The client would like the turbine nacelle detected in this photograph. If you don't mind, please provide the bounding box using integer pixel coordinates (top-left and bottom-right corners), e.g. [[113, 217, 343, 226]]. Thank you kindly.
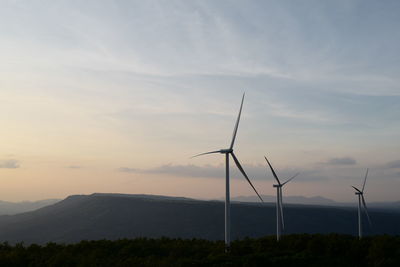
[[352, 168, 372, 239], [264, 155, 299, 241], [352, 185, 363, 194], [220, 149, 233, 154]]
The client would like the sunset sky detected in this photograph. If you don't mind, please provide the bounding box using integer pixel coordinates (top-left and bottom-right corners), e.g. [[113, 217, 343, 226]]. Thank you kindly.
[[1, 0, 399, 202]]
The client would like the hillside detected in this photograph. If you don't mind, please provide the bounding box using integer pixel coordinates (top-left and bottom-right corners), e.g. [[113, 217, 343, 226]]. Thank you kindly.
[[0, 193, 399, 244]]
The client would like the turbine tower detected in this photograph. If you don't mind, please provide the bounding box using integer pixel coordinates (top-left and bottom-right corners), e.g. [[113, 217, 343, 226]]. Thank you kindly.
[[352, 168, 372, 239], [264, 156, 299, 241], [192, 93, 263, 252]]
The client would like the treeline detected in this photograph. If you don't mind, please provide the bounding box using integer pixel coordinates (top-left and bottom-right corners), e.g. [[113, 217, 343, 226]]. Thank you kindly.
[[0, 234, 399, 266]]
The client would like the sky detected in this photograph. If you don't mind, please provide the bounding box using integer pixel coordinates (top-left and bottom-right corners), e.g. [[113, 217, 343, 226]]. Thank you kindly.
[[0, 0, 399, 202]]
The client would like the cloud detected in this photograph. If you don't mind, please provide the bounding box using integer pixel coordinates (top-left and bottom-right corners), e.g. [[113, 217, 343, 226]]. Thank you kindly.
[[66, 165, 83, 169], [385, 160, 400, 169], [118, 167, 139, 173], [0, 159, 20, 169], [119, 164, 223, 178], [118, 163, 321, 181], [322, 157, 357, 165]]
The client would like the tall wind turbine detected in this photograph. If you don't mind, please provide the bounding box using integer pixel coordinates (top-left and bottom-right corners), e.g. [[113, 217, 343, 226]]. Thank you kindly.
[[264, 156, 299, 241], [352, 169, 372, 239], [192, 93, 263, 251]]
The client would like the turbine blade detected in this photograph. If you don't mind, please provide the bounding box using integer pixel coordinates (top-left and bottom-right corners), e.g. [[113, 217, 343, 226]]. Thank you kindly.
[[282, 173, 299, 186], [361, 195, 372, 226], [264, 156, 281, 185], [231, 152, 263, 202], [362, 168, 369, 193], [229, 93, 245, 149], [191, 150, 220, 158], [351, 186, 362, 193], [279, 187, 285, 230]]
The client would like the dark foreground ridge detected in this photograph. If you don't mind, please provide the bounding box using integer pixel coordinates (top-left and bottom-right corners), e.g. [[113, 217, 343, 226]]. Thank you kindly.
[[0, 235, 399, 266], [0, 193, 399, 244]]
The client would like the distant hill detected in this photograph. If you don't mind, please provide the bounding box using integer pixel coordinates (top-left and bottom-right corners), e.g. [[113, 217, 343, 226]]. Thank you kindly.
[[0, 193, 399, 244], [230, 195, 400, 211], [0, 199, 60, 215], [231, 195, 337, 205]]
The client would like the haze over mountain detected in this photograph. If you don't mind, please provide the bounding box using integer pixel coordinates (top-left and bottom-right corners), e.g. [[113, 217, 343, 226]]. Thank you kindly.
[[230, 195, 337, 205], [230, 195, 400, 211], [0, 193, 399, 245], [0, 199, 60, 215]]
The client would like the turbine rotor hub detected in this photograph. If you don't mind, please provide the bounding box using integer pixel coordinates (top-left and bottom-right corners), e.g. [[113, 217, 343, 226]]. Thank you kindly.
[[220, 149, 233, 154]]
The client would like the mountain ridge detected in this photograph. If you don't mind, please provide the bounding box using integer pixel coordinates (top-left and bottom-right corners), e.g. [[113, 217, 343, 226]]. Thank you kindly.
[[0, 193, 399, 244]]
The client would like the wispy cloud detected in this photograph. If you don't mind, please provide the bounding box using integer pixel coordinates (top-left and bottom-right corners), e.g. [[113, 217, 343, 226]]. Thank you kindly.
[[118, 163, 322, 182], [321, 157, 357, 166], [119, 164, 223, 178], [66, 165, 83, 169], [385, 160, 400, 169], [0, 159, 20, 169], [118, 167, 138, 173], [267, 102, 334, 123]]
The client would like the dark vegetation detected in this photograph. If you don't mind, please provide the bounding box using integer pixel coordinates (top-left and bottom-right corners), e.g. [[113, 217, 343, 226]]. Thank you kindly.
[[0, 234, 399, 266]]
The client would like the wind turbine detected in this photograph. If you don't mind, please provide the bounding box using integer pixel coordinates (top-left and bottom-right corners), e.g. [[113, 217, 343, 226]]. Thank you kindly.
[[192, 93, 263, 252], [352, 168, 372, 239], [264, 156, 299, 241]]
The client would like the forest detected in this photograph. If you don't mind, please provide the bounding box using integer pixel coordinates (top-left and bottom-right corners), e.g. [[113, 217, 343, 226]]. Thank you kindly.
[[0, 234, 399, 266]]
